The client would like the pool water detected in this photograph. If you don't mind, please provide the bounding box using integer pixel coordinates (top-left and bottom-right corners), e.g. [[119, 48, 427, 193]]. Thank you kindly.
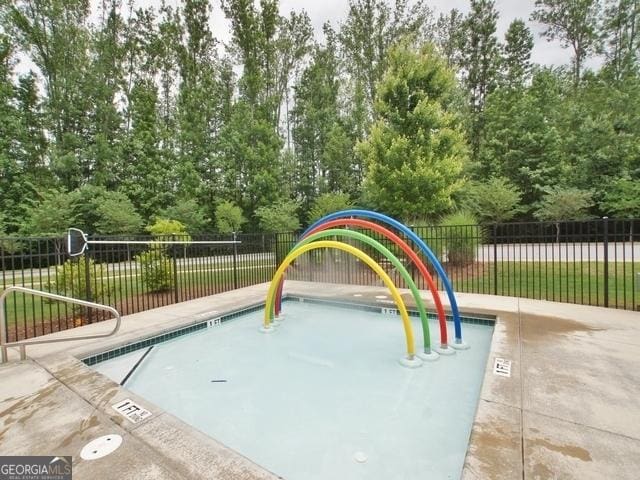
[[94, 301, 494, 480]]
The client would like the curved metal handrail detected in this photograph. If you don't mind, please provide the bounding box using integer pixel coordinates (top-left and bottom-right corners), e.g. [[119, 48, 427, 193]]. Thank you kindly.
[[1, 286, 122, 363]]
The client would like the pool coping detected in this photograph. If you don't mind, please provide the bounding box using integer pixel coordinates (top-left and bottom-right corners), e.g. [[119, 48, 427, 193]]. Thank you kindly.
[[1, 281, 640, 479]]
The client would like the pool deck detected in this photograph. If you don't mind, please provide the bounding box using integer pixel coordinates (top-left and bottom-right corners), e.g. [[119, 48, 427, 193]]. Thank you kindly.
[[1, 281, 639, 479]]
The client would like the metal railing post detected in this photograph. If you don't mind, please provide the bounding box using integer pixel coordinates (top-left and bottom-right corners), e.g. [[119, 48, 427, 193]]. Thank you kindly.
[[603, 217, 609, 308], [84, 249, 93, 324], [173, 246, 179, 304], [232, 232, 238, 289], [493, 223, 498, 296]]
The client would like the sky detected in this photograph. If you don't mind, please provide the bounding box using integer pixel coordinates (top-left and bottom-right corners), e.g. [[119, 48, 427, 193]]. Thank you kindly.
[[15, 0, 582, 75], [199, 0, 575, 67]]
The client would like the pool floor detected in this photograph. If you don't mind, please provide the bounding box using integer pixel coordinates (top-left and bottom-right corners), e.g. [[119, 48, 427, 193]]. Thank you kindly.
[[94, 302, 493, 480]]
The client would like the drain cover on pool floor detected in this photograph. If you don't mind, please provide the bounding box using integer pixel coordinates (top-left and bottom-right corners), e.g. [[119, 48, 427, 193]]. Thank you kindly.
[[80, 434, 123, 460], [353, 451, 368, 463]]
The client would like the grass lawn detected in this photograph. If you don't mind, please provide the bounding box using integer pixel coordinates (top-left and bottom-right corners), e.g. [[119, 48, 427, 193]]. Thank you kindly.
[[448, 261, 638, 310], [3, 259, 638, 341]]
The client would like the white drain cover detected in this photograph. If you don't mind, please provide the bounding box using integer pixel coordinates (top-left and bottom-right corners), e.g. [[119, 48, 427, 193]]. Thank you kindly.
[[353, 451, 368, 463], [80, 434, 123, 460]]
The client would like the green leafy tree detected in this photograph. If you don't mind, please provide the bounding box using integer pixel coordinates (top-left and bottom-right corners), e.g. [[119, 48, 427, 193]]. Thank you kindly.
[[338, 0, 433, 120], [217, 101, 283, 221], [6, 0, 94, 189], [602, 0, 640, 81], [534, 186, 594, 241], [359, 42, 467, 220], [215, 201, 246, 233], [434, 9, 465, 68], [21, 189, 78, 236], [479, 69, 569, 206], [94, 194, 143, 235], [255, 200, 301, 233], [308, 193, 355, 224], [160, 200, 209, 234], [601, 177, 640, 238], [460, 0, 500, 162], [460, 177, 524, 223], [502, 19, 534, 87], [531, 0, 601, 85]]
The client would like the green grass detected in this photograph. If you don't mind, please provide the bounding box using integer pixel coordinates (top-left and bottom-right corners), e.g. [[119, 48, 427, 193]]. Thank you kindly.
[[2, 263, 276, 337], [448, 261, 638, 310], [3, 259, 638, 341]]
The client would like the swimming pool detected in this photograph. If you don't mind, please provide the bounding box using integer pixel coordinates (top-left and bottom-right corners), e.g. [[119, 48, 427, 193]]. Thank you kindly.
[[90, 299, 494, 480]]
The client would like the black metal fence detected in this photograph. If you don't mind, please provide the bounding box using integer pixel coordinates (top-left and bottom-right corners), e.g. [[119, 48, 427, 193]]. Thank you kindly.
[[276, 217, 639, 312], [1, 217, 639, 342], [0, 233, 277, 342]]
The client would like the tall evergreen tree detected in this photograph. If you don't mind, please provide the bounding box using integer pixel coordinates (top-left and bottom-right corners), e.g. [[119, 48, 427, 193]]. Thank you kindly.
[[359, 43, 467, 220]]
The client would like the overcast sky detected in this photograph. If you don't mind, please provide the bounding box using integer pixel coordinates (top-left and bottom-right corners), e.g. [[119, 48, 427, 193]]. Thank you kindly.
[[200, 0, 575, 67], [15, 1, 580, 74]]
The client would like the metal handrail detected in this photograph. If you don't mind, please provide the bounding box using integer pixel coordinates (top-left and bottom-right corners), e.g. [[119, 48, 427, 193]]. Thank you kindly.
[[1, 286, 122, 363]]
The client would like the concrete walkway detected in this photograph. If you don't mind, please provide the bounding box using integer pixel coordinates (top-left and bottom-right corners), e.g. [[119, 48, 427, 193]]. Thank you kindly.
[[1, 282, 639, 479]]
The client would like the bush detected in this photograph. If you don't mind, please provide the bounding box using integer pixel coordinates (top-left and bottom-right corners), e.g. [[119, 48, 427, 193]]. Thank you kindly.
[[135, 250, 173, 292], [440, 211, 482, 266], [46, 257, 113, 312]]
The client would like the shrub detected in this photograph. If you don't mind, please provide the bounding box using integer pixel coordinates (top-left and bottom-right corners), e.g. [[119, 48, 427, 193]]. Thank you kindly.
[[135, 250, 173, 292], [440, 211, 482, 266], [46, 257, 113, 313]]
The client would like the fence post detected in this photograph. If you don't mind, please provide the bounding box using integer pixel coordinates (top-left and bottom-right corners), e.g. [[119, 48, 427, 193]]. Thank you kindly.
[[493, 223, 498, 296], [603, 216, 609, 308], [84, 249, 93, 324], [232, 231, 238, 289], [172, 245, 179, 304]]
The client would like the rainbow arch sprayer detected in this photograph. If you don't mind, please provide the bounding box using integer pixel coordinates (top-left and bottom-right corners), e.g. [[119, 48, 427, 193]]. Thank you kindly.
[[261, 209, 468, 368]]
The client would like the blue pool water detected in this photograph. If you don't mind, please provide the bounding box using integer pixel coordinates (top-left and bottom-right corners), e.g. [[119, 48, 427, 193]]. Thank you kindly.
[[94, 301, 494, 480]]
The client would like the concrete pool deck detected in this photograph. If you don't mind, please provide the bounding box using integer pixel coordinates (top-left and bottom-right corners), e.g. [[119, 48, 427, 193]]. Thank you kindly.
[[1, 281, 639, 479]]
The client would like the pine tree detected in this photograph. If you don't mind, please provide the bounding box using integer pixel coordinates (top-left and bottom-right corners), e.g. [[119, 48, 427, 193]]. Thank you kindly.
[[359, 43, 467, 220]]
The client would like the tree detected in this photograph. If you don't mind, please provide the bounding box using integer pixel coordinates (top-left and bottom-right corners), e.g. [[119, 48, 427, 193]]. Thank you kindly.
[[217, 101, 283, 222], [600, 177, 640, 238], [601, 0, 640, 81], [21, 189, 78, 236], [502, 19, 534, 87], [160, 200, 209, 234], [255, 200, 300, 233], [215, 201, 246, 233], [531, 0, 601, 85], [6, 0, 94, 189], [359, 42, 467, 220], [460, 0, 500, 163], [434, 9, 465, 68], [534, 186, 594, 241], [308, 193, 355, 224], [338, 0, 433, 120], [479, 69, 569, 206], [94, 193, 143, 235], [460, 177, 524, 223]]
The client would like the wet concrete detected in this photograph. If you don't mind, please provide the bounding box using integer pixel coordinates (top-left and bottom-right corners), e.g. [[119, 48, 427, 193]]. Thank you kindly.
[[0, 281, 639, 479]]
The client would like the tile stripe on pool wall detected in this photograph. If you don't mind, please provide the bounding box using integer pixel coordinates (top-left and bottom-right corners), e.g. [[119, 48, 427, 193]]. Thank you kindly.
[[83, 296, 494, 366]]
